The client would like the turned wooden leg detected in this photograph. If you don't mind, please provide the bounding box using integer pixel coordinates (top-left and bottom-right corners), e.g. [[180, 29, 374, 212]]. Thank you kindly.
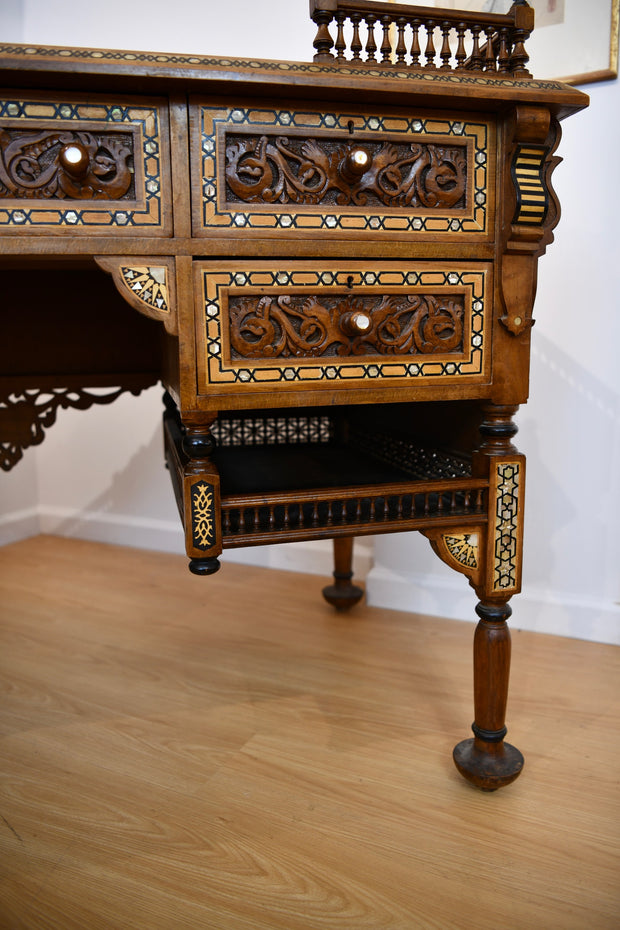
[[322, 536, 364, 610], [453, 600, 524, 791]]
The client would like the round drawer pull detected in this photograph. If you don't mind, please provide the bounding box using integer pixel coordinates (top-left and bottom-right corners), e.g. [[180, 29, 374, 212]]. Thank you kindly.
[[59, 142, 90, 178], [341, 309, 372, 336], [339, 147, 370, 184]]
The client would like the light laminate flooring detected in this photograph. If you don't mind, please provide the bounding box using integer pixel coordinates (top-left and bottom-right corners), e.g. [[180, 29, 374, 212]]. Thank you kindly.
[[0, 535, 618, 929]]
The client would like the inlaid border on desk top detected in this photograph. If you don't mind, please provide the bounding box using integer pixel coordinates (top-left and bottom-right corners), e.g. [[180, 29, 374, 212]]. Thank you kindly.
[[0, 95, 170, 233], [195, 260, 491, 395], [196, 105, 492, 239], [0, 43, 567, 94]]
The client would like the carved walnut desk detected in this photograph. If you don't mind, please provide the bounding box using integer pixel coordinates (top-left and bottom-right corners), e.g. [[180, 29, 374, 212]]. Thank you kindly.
[[0, 1, 587, 790]]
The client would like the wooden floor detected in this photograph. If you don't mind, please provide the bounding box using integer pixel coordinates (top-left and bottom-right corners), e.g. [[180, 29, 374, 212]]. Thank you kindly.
[[0, 536, 618, 930]]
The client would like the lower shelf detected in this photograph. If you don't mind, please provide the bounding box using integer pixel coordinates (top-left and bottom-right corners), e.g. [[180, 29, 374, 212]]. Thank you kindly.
[[164, 404, 489, 550]]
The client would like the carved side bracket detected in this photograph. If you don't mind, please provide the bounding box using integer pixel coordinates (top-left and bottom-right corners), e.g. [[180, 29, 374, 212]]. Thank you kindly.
[[422, 459, 524, 599], [422, 526, 484, 591], [0, 385, 147, 471], [499, 105, 561, 337], [95, 256, 177, 335]]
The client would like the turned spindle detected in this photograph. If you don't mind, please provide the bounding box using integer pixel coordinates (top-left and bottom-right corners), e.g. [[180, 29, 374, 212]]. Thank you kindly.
[[453, 601, 524, 790]]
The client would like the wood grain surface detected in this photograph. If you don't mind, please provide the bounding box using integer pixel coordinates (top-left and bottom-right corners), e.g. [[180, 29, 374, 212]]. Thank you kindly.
[[0, 535, 618, 929]]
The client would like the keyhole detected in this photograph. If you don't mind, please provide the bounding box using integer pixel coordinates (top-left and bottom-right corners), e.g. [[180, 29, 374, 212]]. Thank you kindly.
[[347, 120, 355, 135], [346, 275, 354, 289]]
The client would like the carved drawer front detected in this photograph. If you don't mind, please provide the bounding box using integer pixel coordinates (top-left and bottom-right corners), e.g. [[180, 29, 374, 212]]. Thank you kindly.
[[195, 260, 492, 405], [0, 94, 171, 234], [193, 100, 494, 240]]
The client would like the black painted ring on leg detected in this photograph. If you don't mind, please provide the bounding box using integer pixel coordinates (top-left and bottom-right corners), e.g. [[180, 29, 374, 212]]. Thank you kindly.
[[475, 601, 512, 623], [472, 722, 508, 743]]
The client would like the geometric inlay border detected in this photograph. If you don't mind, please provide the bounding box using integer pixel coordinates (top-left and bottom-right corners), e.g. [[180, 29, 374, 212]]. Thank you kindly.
[[491, 460, 522, 593], [0, 97, 166, 231], [198, 262, 489, 390], [199, 105, 491, 236]]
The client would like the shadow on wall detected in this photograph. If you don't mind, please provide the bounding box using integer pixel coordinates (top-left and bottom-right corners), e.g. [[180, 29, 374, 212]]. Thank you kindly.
[[521, 329, 620, 605], [37, 388, 185, 555], [34, 387, 363, 580], [367, 327, 620, 635]]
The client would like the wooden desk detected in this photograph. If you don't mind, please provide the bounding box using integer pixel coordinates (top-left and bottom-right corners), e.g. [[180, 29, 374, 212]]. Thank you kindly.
[[0, 1, 587, 790]]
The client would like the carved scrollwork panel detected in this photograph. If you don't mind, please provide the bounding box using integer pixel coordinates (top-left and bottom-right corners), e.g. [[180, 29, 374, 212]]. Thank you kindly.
[[228, 292, 464, 361], [196, 261, 491, 394], [0, 128, 134, 201], [0, 97, 169, 232], [225, 134, 467, 210], [198, 106, 492, 236]]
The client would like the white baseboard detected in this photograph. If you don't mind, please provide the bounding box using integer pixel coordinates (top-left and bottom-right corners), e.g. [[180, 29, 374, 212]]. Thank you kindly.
[[8, 507, 613, 644], [36, 506, 186, 555], [0, 507, 41, 546], [2, 506, 373, 581], [224, 536, 373, 579], [366, 565, 620, 646]]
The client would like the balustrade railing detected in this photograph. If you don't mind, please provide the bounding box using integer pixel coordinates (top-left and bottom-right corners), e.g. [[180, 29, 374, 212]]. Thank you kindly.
[[221, 478, 487, 545], [309, 0, 534, 78]]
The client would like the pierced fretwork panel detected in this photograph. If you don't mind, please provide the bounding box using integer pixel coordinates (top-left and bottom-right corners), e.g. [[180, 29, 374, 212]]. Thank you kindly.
[[212, 414, 333, 447]]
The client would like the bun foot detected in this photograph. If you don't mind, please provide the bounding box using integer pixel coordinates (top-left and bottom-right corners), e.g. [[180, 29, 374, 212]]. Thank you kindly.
[[188, 557, 221, 576], [322, 536, 364, 610], [322, 581, 364, 611], [453, 737, 524, 791]]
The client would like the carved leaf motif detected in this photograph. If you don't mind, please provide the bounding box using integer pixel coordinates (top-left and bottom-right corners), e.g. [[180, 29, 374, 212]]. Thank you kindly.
[[228, 293, 464, 360], [0, 129, 134, 200], [224, 133, 467, 210], [191, 481, 216, 549]]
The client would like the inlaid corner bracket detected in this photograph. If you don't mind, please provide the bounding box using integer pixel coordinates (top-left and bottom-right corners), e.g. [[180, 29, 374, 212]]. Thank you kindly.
[[95, 256, 178, 335]]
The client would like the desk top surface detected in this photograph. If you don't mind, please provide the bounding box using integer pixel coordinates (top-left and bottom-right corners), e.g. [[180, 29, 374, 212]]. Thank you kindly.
[[0, 41, 587, 119]]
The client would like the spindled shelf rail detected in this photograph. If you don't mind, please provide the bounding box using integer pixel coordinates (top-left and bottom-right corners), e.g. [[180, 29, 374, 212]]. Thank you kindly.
[[310, 0, 535, 77]]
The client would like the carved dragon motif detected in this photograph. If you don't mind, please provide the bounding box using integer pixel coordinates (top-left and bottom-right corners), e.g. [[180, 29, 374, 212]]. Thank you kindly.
[[0, 128, 133, 200], [228, 293, 464, 360], [225, 134, 467, 209]]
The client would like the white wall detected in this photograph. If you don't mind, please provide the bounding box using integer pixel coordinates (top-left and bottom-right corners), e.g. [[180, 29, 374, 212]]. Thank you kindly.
[[367, 76, 620, 645], [1, 2, 618, 642], [0, 0, 315, 60]]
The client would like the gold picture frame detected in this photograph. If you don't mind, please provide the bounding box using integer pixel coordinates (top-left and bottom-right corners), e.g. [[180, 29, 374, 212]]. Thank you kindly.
[[387, 0, 619, 85]]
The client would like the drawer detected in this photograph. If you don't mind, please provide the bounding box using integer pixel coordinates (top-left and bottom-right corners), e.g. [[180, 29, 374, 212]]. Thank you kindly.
[[0, 93, 171, 235], [194, 259, 492, 407], [192, 99, 494, 241]]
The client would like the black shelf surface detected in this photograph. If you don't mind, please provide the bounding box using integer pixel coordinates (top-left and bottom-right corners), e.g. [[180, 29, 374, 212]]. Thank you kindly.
[[213, 442, 413, 496]]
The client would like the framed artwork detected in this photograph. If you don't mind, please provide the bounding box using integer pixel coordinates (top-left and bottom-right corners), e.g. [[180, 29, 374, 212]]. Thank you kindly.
[[388, 0, 619, 85]]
